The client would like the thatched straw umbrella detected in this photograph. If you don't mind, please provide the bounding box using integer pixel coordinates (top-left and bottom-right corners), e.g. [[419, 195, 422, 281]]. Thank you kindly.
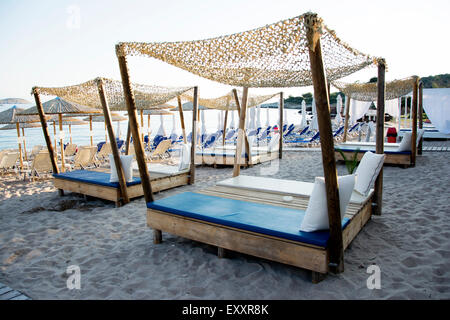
[[0, 106, 42, 165], [18, 97, 101, 172], [83, 114, 127, 142]]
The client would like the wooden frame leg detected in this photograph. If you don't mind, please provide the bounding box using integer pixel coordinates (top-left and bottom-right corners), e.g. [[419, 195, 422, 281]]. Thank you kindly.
[[312, 271, 327, 284], [218, 247, 227, 258], [153, 229, 162, 244]]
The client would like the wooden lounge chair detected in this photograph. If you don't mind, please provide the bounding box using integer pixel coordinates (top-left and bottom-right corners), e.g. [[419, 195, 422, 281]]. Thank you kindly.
[[0, 152, 20, 175], [23, 151, 53, 181], [64, 143, 78, 157], [96, 142, 111, 163], [147, 139, 172, 162], [29, 145, 44, 159], [70, 146, 98, 170]]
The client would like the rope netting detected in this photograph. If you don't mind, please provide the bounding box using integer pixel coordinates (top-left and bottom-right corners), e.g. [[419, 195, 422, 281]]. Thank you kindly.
[[32, 78, 194, 111], [116, 12, 378, 88], [332, 76, 417, 101]]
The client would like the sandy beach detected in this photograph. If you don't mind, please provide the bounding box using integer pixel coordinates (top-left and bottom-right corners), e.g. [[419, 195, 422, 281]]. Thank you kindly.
[[0, 141, 449, 300]]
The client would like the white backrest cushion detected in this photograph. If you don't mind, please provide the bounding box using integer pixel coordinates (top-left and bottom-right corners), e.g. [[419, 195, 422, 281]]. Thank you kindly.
[[354, 151, 385, 196], [300, 174, 356, 232], [397, 132, 412, 152], [178, 143, 191, 171], [416, 129, 425, 147], [268, 133, 280, 152], [109, 154, 134, 183]]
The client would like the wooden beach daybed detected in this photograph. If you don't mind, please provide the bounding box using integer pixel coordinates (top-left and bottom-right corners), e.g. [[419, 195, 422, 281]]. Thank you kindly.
[[53, 167, 190, 206], [116, 12, 387, 280]]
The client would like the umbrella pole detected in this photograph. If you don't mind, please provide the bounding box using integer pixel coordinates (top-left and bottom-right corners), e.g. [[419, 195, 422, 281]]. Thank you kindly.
[[89, 115, 93, 146], [411, 77, 419, 167], [53, 121, 57, 151], [342, 96, 351, 142], [69, 124, 73, 144], [15, 123, 23, 169], [418, 82, 423, 155], [22, 127, 28, 161], [97, 79, 129, 205], [125, 121, 131, 155], [279, 92, 284, 159], [177, 96, 187, 144], [307, 14, 343, 274], [232, 87, 248, 177], [147, 115, 151, 142], [58, 114, 66, 172]]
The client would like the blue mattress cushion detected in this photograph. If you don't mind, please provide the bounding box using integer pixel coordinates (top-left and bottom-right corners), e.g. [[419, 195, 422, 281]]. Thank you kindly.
[[53, 170, 141, 188], [334, 146, 411, 155], [147, 192, 350, 248]]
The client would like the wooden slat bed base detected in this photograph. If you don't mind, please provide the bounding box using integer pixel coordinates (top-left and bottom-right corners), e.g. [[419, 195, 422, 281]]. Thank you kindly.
[[146, 187, 373, 275], [335, 150, 412, 167], [195, 151, 278, 166], [53, 171, 189, 204]]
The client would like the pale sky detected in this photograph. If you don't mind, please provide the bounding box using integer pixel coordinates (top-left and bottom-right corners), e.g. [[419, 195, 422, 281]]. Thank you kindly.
[[1, 0, 449, 102]]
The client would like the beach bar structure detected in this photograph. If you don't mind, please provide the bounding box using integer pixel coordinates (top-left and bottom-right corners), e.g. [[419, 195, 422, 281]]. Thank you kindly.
[[333, 76, 422, 168], [185, 89, 282, 167], [30, 78, 196, 206], [117, 12, 384, 280]]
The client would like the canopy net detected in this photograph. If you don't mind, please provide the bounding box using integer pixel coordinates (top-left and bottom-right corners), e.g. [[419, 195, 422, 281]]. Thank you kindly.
[[332, 76, 417, 101], [180, 90, 279, 110], [116, 12, 378, 88], [32, 78, 194, 111]]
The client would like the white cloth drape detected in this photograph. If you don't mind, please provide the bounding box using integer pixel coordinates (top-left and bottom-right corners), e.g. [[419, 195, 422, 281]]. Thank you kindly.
[[256, 105, 261, 129], [350, 99, 372, 124], [301, 100, 307, 128], [284, 108, 288, 126], [335, 95, 342, 125], [310, 98, 319, 130], [249, 107, 256, 130], [423, 88, 450, 134], [265, 107, 270, 127], [157, 114, 166, 136], [171, 114, 178, 136], [201, 110, 206, 135]]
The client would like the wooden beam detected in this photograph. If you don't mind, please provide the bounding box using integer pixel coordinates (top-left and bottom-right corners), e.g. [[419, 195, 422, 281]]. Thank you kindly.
[[342, 96, 351, 142], [97, 78, 130, 204], [418, 82, 423, 155], [125, 121, 131, 155], [140, 109, 145, 143], [306, 14, 343, 274], [279, 92, 284, 159], [373, 60, 386, 216], [233, 87, 248, 177], [189, 87, 198, 185], [116, 51, 154, 203], [33, 89, 59, 174], [58, 114, 66, 173], [411, 77, 419, 166], [15, 123, 23, 169], [177, 96, 187, 144]]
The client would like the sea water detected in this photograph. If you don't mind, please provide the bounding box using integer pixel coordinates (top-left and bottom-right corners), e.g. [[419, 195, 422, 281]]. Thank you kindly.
[[0, 104, 303, 151]]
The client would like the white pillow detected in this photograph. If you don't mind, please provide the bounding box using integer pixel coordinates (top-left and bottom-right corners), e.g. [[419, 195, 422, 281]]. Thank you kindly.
[[178, 143, 191, 171], [416, 129, 425, 147], [300, 174, 356, 232], [268, 133, 280, 152], [397, 132, 412, 152], [241, 135, 256, 157], [109, 154, 134, 183], [354, 151, 385, 196]]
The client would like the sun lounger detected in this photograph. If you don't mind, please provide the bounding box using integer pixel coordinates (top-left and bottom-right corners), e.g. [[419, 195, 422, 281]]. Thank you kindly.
[[0, 152, 20, 175], [23, 151, 54, 181]]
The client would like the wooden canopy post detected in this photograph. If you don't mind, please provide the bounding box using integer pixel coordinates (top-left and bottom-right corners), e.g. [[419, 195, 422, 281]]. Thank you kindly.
[[117, 51, 154, 204], [69, 125, 73, 144], [373, 60, 386, 216], [33, 89, 59, 174], [58, 113, 66, 173], [418, 82, 423, 155], [411, 77, 419, 166], [15, 123, 24, 169], [104, 122, 108, 142], [306, 14, 343, 274], [189, 87, 198, 185], [233, 87, 248, 177], [177, 96, 187, 144], [140, 109, 145, 143], [97, 78, 130, 205], [279, 92, 284, 159], [53, 121, 57, 152], [342, 96, 351, 142], [223, 109, 228, 146], [21, 127, 28, 161], [125, 121, 131, 155], [89, 115, 93, 146]]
